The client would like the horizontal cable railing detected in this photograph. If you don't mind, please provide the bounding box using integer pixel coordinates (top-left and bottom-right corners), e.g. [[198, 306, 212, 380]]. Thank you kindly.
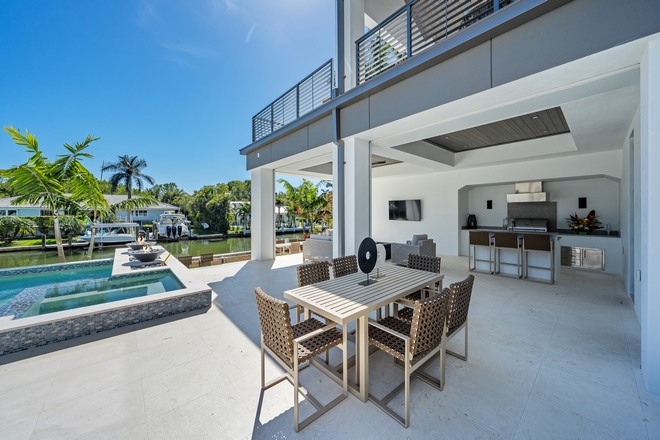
[[356, 0, 517, 85], [252, 59, 334, 142]]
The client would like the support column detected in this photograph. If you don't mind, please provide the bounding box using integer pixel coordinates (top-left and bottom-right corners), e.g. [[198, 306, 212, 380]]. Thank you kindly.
[[640, 38, 660, 394], [333, 140, 345, 258], [251, 168, 275, 261], [338, 0, 364, 91], [343, 137, 371, 255]]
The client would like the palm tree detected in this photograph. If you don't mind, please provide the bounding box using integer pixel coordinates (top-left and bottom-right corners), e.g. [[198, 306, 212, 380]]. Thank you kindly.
[[238, 202, 251, 232], [102, 155, 155, 221], [2, 127, 103, 263]]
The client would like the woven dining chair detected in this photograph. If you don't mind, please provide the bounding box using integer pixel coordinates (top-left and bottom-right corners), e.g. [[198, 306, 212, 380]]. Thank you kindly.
[[444, 274, 475, 361], [396, 274, 474, 361], [296, 261, 330, 287], [331, 255, 358, 278], [368, 291, 449, 427], [254, 287, 347, 432], [395, 254, 442, 320]]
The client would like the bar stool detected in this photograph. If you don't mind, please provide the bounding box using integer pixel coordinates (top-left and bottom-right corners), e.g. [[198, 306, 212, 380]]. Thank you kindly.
[[468, 231, 492, 273], [522, 234, 554, 284], [492, 232, 522, 278]]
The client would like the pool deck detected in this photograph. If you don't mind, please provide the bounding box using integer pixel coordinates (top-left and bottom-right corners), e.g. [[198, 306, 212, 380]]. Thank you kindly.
[[0, 254, 658, 439]]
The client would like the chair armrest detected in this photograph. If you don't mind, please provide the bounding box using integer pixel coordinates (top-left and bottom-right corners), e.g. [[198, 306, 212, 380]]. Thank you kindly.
[[368, 318, 410, 341], [293, 323, 340, 343]]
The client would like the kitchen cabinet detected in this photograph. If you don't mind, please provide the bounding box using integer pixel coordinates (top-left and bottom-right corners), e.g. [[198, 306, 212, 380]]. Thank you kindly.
[[562, 246, 605, 270]]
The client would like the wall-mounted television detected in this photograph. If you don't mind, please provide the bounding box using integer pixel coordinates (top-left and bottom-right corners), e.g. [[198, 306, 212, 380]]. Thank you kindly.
[[388, 200, 421, 221]]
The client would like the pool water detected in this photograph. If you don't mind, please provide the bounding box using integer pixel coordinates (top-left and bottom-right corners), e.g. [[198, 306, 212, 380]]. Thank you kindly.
[[0, 265, 185, 319]]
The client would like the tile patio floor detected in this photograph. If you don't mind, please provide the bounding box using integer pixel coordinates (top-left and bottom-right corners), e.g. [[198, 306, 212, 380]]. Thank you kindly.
[[1, 254, 659, 439]]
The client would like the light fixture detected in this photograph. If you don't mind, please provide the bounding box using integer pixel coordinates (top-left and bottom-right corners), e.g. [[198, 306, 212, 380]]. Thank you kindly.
[[542, 130, 548, 133], [532, 115, 539, 119]]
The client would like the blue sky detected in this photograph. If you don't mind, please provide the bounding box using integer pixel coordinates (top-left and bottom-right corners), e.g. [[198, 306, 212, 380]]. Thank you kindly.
[[0, 0, 334, 193]]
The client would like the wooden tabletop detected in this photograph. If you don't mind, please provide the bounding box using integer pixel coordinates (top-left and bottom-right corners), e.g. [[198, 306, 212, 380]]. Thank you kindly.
[[284, 264, 444, 324]]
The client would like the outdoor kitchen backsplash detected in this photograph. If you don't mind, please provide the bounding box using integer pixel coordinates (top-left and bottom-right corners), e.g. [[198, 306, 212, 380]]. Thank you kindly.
[[507, 202, 558, 231]]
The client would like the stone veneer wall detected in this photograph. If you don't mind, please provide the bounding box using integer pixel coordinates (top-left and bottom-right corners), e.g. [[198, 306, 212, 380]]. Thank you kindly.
[[0, 290, 211, 355]]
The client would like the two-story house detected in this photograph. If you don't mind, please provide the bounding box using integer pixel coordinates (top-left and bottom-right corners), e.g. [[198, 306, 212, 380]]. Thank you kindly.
[[240, 0, 660, 393]]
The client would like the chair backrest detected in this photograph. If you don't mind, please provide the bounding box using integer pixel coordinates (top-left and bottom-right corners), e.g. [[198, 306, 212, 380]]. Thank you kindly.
[[254, 287, 294, 368], [493, 232, 518, 249], [408, 254, 441, 291], [409, 291, 448, 362], [290, 242, 301, 253], [200, 253, 214, 265], [407, 254, 441, 273], [297, 261, 330, 287], [523, 234, 551, 251], [332, 255, 358, 278], [446, 275, 475, 335], [178, 255, 193, 267], [469, 231, 490, 246]]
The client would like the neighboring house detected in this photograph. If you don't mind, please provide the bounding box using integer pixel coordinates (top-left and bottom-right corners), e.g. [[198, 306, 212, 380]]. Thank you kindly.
[[240, 2, 660, 392], [0, 195, 180, 224]]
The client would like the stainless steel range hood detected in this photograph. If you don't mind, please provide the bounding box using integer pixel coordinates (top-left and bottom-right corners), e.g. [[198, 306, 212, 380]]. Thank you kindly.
[[506, 181, 548, 203]]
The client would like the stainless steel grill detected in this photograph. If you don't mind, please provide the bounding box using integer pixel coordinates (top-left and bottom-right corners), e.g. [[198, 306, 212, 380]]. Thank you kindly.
[[511, 218, 548, 232]]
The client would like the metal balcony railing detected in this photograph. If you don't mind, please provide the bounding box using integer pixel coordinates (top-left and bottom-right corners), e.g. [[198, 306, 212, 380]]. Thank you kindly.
[[356, 0, 517, 85], [252, 59, 334, 142]]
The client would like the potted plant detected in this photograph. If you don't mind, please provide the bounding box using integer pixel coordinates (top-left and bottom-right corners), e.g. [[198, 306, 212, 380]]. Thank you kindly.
[[566, 210, 602, 234]]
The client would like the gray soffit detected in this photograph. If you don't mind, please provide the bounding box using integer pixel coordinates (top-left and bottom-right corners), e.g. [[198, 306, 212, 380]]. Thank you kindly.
[[300, 154, 401, 175], [426, 107, 570, 153]]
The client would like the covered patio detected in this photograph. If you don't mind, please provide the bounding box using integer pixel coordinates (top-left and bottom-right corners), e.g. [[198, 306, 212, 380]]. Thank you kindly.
[[2, 254, 657, 439]]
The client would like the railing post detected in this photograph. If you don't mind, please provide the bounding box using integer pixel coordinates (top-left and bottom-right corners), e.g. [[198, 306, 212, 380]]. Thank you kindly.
[[445, 0, 448, 38], [296, 84, 300, 119], [270, 105, 274, 135], [494, 0, 500, 12], [406, 3, 412, 58], [355, 40, 360, 85]]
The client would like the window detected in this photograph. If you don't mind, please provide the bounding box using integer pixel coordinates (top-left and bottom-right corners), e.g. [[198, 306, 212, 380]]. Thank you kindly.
[[0, 210, 6, 216], [40, 210, 53, 216], [132, 210, 148, 217], [8, 210, 17, 216]]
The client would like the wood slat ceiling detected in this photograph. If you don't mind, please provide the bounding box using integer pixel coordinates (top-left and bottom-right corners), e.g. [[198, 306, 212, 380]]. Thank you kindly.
[[426, 107, 570, 152]]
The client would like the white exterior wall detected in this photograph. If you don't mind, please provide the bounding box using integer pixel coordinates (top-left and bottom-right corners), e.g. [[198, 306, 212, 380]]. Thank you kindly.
[[640, 38, 660, 394]]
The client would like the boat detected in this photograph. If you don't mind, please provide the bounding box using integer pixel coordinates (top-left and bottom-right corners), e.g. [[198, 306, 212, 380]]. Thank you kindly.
[[77, 222, 139, 244], [153, 210, 192, 240]]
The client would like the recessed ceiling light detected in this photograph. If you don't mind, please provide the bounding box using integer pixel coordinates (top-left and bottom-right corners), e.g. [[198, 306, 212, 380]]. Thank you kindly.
[[542, 130, 548, 133], [463, 145, 468, 148], [532, 115, 539, 119], [445, 136, 450, 139]]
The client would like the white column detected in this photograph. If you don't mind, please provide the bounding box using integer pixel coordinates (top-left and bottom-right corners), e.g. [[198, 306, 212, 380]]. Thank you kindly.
[[250, 168, 275, 261], [341, 0, 365, 91], [333, 142, 344, 258], [640, 38, 660, 394], [344, 137, 371, 255]]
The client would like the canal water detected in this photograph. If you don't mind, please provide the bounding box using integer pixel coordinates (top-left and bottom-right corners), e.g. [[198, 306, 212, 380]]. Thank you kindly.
[[0, 233, 306, 269]]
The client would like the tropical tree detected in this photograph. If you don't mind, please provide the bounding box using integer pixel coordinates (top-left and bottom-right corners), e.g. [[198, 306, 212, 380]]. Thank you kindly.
[[147, 182, 188, 206], [275, 191, 287, 230], [185, 184, 231, 233], [1, 127, 104, 262], [102, 155, 155, 221], [227, 180, 251, 201], [0, 216, 36, 244], [0, 177, 15, 198], [278, 178, 330, 233], [238, 202, 251, 230]]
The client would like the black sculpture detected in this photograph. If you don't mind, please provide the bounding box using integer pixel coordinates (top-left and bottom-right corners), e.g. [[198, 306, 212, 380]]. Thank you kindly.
[[357, 237, 378, 286]]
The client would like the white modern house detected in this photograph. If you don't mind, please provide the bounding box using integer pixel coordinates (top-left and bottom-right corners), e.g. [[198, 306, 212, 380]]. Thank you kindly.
[[0, 195, 180, 224], [240, 0, 660, 394]]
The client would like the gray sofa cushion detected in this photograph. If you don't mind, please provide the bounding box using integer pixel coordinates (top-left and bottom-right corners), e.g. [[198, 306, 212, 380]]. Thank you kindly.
[[411, 234, 428, 246]]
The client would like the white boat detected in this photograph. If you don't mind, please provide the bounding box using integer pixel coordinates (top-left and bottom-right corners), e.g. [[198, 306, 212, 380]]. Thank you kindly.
[[153, 211, 191, 240], [77, 222, 139, 244]]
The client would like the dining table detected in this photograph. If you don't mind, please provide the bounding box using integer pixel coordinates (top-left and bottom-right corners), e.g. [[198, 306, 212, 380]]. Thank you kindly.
[[284, 264, 444, 402]]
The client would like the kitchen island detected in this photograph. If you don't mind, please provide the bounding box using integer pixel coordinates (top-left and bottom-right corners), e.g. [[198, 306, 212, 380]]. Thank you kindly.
[[460, 227, 621, 278]]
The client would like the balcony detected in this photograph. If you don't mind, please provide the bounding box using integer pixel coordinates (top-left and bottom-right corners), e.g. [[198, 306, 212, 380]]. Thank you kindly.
[[357, 0, 517, 84], [252, 59, 334, 143]]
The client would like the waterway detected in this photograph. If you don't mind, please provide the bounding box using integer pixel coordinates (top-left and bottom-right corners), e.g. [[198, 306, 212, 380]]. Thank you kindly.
[[0, 233, 306, 269]]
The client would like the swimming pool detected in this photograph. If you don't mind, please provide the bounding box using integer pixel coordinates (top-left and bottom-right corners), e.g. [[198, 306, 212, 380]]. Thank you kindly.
[[0, 261, 185, 319]]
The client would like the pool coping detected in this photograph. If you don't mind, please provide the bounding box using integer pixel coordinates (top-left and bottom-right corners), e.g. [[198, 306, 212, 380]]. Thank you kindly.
[[0, 249, 212, 354]]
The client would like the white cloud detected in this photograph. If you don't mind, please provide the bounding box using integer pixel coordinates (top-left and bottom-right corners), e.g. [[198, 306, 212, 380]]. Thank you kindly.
[[245, 23, 257, 44]]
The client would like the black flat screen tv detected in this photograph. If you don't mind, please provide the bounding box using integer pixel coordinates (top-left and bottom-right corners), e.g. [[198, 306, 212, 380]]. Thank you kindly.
[[388, 200, 421, 221]]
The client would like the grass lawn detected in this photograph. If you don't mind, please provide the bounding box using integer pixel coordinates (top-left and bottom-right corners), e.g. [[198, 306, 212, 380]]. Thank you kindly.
[[0, 237, 72, 247]]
